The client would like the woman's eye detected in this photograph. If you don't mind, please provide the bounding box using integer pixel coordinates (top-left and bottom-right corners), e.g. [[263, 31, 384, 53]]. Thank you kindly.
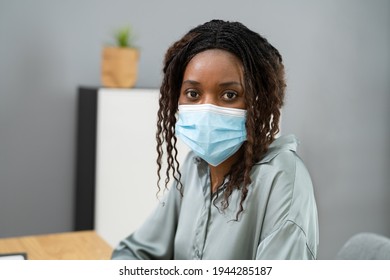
[[186, 90, 199, 99], [222, 91, 238, 100]]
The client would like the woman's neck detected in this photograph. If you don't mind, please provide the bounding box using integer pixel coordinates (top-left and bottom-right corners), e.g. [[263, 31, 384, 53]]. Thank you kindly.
[[209, 151, 241, 194]]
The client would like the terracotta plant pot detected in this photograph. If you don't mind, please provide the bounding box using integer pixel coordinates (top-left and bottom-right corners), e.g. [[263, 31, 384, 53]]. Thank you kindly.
[[101, 47, 139, 88]]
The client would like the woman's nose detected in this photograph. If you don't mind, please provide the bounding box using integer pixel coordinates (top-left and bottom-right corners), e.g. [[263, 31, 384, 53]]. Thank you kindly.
[[201, 92, 218, 106]]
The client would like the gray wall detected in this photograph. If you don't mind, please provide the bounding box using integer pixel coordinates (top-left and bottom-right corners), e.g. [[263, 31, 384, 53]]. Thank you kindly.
[[0, 0, 389, 259]]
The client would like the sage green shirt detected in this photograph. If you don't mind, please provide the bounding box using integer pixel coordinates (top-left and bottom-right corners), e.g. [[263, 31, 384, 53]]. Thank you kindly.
[[112, 134, 319, 260]]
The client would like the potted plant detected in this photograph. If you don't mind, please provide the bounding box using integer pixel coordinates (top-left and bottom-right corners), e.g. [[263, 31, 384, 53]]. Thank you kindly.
[[101, 26, 139, 88]]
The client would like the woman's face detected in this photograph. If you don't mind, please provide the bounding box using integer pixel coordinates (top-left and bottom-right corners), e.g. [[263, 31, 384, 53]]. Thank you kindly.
[[178, 49, 246, 109]]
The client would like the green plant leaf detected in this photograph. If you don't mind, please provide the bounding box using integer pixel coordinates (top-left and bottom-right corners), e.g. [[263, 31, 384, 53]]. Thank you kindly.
[[115, 26, 134, 48]]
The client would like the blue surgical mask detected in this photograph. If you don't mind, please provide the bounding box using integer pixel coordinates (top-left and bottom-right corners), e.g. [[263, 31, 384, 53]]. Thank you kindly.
[[175, 104, 247, 166]]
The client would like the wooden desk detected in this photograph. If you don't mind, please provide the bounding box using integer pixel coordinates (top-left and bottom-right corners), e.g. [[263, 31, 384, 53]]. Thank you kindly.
[[0, 230, 112, 260]]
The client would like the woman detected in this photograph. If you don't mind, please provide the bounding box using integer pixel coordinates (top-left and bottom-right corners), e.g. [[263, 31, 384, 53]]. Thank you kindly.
[[112, 19, 319, 260]]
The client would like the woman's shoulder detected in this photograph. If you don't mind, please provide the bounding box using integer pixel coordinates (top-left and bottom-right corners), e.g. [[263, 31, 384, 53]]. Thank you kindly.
[[251, 134, 315, 217], [253, 134, 313, 193]]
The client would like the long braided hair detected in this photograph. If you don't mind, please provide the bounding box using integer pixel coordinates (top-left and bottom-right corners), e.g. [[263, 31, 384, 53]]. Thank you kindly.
[[156, 19, 286, 219]]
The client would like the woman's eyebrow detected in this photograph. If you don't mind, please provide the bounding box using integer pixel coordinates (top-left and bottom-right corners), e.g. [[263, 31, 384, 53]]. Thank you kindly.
[[182, 80, 201, 85], [182, 80, 242, 87], [219, 81, 243, 88]]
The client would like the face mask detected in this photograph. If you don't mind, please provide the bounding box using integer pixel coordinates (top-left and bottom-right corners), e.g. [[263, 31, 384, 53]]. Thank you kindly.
[[175, 104, 247, 166]]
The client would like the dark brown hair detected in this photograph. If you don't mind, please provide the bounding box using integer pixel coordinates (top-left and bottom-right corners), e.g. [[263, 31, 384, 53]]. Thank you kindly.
[[156, 19, 286, 219]]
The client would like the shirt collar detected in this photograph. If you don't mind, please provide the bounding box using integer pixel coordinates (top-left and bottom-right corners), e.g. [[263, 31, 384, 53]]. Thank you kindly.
[[258, 134, 299, 164]]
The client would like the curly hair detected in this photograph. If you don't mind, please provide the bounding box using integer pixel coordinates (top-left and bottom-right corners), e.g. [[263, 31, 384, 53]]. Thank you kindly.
[[156, 19, 286, 219]]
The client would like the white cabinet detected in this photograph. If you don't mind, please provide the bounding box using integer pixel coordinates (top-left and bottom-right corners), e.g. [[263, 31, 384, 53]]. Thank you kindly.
[[93, 88, 189, 247]]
